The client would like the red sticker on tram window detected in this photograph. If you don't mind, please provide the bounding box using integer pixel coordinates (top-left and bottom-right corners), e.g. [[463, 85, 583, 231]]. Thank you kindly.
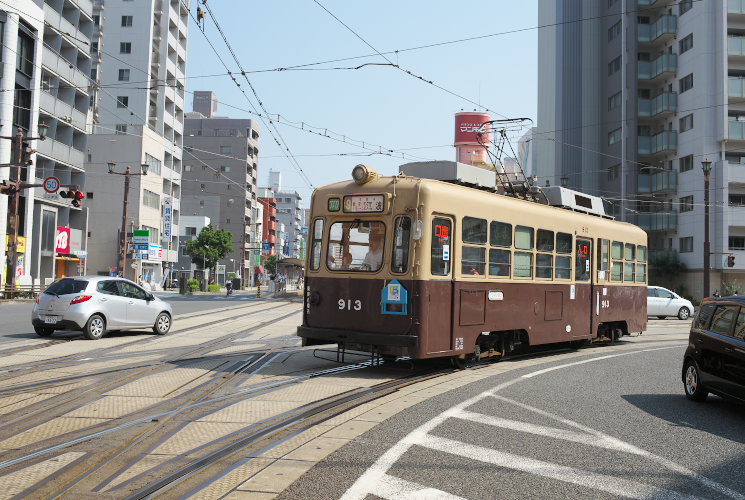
[[435, 225, 449, 239]]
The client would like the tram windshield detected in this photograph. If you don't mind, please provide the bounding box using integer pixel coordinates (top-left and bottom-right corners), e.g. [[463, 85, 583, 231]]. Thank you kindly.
[[327, 220, 385, 272]]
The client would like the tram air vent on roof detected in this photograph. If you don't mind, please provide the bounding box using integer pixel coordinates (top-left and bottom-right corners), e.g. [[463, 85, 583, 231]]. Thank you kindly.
[[398, 161, 496, 190], [541, 186, 608, 218]]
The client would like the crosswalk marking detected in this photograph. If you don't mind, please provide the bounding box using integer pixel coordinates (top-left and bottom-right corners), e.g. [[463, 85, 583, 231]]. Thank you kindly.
[[373, 474, 466, 500]]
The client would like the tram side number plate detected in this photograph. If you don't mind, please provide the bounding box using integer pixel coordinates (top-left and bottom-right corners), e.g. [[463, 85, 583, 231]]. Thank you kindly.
[[343, 195, 384, 213]]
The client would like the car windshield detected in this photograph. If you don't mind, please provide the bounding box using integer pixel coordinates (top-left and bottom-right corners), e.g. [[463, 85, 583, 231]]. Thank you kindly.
[[44, 279, 89, 296]]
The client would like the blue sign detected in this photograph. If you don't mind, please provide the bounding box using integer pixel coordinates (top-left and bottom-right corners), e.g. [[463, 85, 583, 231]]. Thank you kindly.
[[283, 244, 290, 255], [381, 279, 408, 315], [262, 242, 271, 252], [134, 243, 149, 251]]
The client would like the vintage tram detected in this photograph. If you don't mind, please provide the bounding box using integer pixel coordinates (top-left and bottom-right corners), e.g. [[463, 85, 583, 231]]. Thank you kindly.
[[297, 164, 647, 364]]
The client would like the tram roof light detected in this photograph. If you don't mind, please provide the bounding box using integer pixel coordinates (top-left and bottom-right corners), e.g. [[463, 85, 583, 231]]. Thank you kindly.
[[352, 164, 378, 185]]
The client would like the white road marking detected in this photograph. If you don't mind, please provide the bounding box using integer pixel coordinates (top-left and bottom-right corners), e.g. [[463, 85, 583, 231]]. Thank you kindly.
[[340, 343, 744, 500], [419, 434, 701, 500], [373, 473, 466, 500]]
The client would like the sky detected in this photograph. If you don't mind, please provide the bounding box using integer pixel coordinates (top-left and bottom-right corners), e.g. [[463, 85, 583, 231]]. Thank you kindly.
[[184, 1, 539, 206]]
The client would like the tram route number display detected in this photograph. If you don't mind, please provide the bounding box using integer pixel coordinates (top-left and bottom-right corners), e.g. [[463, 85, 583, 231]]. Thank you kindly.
[[343, 195, 384, 213], [338, 298, 362, 311]]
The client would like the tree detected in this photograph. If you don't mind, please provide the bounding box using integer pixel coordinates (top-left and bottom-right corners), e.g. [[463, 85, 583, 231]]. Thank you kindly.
[[185, 225, 233, 281], [264, 255, 277, 277], [649, 251, 687, 288]]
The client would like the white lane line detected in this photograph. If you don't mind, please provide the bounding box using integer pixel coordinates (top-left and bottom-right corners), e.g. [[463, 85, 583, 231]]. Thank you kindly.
[[491, 395, 745, 500], [419, 434, 701, 500], [373, 473, 466, 500]]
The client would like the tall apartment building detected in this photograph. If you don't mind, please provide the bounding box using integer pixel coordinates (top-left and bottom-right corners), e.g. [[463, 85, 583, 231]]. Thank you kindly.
[[0, 2, 44, 286], [182, 92, 261, 286], [258, 188, 277, 256], [537, 0, 745, 298], [84, 0, 188, 287], [267, 170, 303, 259]]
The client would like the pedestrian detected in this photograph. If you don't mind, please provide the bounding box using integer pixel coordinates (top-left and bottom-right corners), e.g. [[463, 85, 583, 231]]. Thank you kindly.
[[713, 290, 721, 297]]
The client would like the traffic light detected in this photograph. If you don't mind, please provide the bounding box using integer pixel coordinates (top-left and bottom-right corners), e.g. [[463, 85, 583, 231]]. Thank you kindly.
[[59, 190, 84, 207], [728, 255, 736, 268]]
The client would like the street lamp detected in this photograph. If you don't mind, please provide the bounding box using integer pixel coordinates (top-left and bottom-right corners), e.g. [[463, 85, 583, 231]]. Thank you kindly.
[[108, 162, 148, 279], [702, 159, 712, 298], [0, 124, 48, 291]]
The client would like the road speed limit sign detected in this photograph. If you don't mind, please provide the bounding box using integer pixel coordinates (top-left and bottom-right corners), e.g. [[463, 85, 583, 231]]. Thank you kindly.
[[43, 176, 60, 194]]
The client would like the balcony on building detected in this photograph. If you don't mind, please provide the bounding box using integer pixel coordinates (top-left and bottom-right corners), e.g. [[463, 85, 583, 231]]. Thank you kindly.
[[637, 0, 676, 7], [728, 119, 745, 141], [728, 76, 745, 104], [638, 54, 677, 83], [728, 36, 745, 60], [637, 210, 678, 232], [638, 92, 678, 119], [638, 131, 678, 157], [637, 15, 677, 46], [638, 169, 678, 195], [730, 0, 745, 19]]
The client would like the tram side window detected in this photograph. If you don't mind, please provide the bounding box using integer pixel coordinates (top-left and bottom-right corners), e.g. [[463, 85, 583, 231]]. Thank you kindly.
[[597, 239, 610, 276], [514, 226, 534, 278], [611, 241, 623, 281], [515, 226, 534, 250], [555, 232, 572, 279], [490, 221, 512, 247], [537, 230, 554, 251], [462, 246, 486, 275], [463, 217, 487, 244], [489, 249, 510, 276], [431, 218, 451, 276], [535, 229, 554, 279], [636, 244, 647, 283], [624, 261, 635, 282], [575, 239, 591, 281], [625, 243, 635, 261], [624, 242, 636, 281], [391, 216, 412, 273], [309, 219, 324, 271]]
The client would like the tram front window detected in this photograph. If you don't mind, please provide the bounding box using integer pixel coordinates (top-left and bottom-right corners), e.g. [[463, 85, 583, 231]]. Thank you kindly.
[[327, 221, 386, 272]]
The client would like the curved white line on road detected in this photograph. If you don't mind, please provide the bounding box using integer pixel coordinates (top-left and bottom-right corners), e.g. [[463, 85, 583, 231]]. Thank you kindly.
[[340, 343, 745, 500]]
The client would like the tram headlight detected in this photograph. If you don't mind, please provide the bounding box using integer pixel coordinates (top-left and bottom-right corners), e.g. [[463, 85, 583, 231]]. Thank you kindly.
[[352, 164, 378, 185]]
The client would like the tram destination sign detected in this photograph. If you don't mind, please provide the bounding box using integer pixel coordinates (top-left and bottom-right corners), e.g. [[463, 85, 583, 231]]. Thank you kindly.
[[343, 195, 384, 213]]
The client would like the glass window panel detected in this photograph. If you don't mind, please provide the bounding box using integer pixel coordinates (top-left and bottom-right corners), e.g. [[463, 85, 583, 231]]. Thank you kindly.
[[598, 239, 609, 272], [514, 252, 533, 277], [537, 230, 554, 251], [625, 243, 635, 261], [310, 219, 324, 271], [431, 218, 451, 276], [611, 241, 623, 259], [326, 221, 385, 272], [536, 253, 553, 279], [637, 245, 647, 262], [556, 256, 571, 279], [611, 262, 623, 281], [490, 221, 512, 247], [575, 239, 591, 281], [515, 226, 534, 250], [735, 309, 745, 340], [462, 217, 487, 244], [711, 306, 738, 336], [624, 262, 635, 281], [461, 246, 486, 275], [636, 263, 646, 282], [694, 303, 715, 329], [391, 216, 412, 273], [556, 232, 572, 254], [488, 249, 511, 276]]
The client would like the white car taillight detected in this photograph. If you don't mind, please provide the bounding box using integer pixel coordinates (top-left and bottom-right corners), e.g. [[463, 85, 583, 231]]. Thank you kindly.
[[70, 295, 92, 305]]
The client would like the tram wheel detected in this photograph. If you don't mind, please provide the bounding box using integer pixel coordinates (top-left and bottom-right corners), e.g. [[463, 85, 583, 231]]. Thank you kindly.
[[451, 356, 467, 370]]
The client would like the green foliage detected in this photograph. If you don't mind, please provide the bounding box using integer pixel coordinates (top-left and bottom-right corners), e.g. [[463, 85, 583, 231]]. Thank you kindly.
[[207, 284, 221, 292], [185, 224, 233, 271], [187, 279, 200, 292], [649, 252, 687, 286], [721, 281, 743, 296], [265, 255, 277, 275]]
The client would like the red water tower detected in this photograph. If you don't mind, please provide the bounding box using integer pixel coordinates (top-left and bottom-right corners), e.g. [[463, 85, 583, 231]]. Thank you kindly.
[[454, 112, 491, 165]]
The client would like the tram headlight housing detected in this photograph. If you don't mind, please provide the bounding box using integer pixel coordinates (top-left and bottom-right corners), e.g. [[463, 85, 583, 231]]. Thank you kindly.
[[352, 164, 378, 185]]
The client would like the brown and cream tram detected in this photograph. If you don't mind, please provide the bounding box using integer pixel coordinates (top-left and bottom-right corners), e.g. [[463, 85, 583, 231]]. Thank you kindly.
[[298, 164, 648, 365]]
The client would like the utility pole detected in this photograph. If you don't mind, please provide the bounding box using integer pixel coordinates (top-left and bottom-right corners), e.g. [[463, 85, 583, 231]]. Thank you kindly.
[[0, 124, 48, 291], [108, 162, 149, 277], [702, 159, 712, 299]]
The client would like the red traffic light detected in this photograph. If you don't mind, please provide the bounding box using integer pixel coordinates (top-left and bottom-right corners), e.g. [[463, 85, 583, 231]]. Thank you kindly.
[[74, 191, 84, 200]]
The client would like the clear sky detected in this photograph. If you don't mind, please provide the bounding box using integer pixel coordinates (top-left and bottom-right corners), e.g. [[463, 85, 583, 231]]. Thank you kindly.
[[184, 1, 539, 205]]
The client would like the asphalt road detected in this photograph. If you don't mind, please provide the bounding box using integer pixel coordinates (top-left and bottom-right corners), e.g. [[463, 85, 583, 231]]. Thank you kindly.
[[0, 291, 263, 337], [281, 332, 745, 500]]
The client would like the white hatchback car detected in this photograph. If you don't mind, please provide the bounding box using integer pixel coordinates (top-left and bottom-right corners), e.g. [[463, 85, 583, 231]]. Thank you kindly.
[[647, 286, 694, 320], [32, 276, 173, 340]]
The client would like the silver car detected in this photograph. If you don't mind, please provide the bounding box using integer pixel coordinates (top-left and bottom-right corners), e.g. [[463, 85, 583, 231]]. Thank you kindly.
[[647, 285, 694, 320], [32, 276, 173, 340]]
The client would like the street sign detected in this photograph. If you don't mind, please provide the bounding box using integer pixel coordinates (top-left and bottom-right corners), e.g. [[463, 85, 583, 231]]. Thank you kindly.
[[43, 176, 60, 194], [133, 229, 150, 251]]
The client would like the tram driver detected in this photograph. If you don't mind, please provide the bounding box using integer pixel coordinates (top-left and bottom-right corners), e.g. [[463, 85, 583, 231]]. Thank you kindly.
[[361, 227, 384, 270]]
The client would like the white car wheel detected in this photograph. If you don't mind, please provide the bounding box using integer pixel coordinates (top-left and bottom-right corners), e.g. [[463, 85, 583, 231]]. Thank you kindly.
[[153, 312, 171, 335]]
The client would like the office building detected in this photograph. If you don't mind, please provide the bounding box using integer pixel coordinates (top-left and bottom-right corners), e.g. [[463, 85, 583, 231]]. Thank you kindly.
[[267, 170, 303, 259]]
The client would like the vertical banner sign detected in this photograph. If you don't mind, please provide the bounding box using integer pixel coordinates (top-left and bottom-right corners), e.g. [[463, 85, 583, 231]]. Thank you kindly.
[[55, 227, 71, 253], [162, 198, 172, 242]]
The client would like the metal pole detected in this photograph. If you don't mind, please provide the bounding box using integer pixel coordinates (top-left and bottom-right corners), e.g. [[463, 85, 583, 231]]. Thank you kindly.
[[703, 160, 712, 299], [119, 167, 131, 277]]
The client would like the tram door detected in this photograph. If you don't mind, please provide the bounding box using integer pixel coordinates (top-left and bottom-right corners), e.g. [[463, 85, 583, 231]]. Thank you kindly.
[[574, 238, 593, 339], [426, 216, 454, 354]]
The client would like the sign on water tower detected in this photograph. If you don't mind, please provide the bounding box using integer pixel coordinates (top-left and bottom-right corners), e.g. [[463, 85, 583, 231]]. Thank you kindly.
[[454, 111, 491, 165]]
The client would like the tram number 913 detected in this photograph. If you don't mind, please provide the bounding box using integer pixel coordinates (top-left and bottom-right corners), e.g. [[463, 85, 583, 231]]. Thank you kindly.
[[338, 299, 362, 311]]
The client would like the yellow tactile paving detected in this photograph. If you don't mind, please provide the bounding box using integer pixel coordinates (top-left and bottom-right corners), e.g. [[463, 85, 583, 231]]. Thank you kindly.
[[101, 453, 176, 490], [252, 382, 351, 403], [236, 459, 315, 494], [0, 417, 109, 449], [281, 436, 349, 462], [0, 451, 85, 497], [255, 425, 334, 460], [150, 422, 247, 455], [320, 419, 378, 440], [104, 359, 228, 398], [185, 457, 274, 500], [198, 401, 297, 424], [0, 393, 57, 416], [63, 395, 166, 419]]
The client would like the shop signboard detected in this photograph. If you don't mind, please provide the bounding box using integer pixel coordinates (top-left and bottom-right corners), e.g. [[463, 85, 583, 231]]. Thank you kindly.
[[162, 198, 172, 242], [133, 230, 150, 251], [55, 227, 70, 253], [148, 244, 163, 261]]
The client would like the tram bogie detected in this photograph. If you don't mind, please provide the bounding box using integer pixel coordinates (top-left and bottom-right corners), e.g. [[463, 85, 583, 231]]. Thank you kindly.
[[297, 165, 648, 365]]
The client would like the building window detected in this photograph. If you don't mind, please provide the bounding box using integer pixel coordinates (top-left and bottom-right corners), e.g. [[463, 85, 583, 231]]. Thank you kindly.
[[220, 145, 232, 154], [220, 165, 231, 173], [16, 25, 35, 76], [607, 163, 620, 180], [145, 153, 161, 175], [608, 92, 621, 111], [679, 73, 693, 93], [86, 192, 94, 199], [90, 68, 97, 80], [608, 21, 621, 42], [115, 124, 127, 134], [143, 189, 160, 210], [680, 154, 693, 172], [730, 236, 745, 250], [679, 236, 693, 253], [730, 194, 745, 206], [608, 56, 621, 76], [91, 41, 99, 53], [120, 42, 132, 54], [93, 14, 100, 26], [118, 69, 130, 81], [679, 34, 693, 54], [142, 225, 159, 244], [680, 114, 694, 132], [186, 226, 197, 236], [121, 15, 133, 27], [608, 128, 622, 145], [680, 0, 692, 15], [184, 165, 192, 172], [116, 96, 129, 108], [680, 195, 693, 212]]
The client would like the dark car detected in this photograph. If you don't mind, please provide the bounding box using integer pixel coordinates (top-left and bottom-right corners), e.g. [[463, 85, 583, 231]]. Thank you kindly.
[[682, 296, 745, 403]]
